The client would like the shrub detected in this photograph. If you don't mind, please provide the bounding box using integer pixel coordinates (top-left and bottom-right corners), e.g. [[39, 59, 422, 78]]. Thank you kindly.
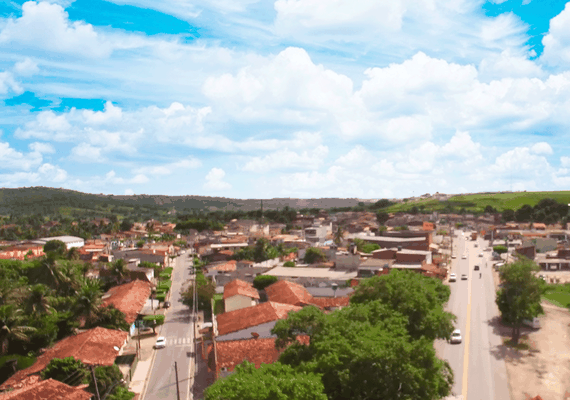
[[283, 261, 296, 268], [253, 275, 278, 290]]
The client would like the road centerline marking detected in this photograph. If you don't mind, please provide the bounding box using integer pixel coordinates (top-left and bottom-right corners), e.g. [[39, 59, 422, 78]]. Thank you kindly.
[[462, 241, 474, 400]]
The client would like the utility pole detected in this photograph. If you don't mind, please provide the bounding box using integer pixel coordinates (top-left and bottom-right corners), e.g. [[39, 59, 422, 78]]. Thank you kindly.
[[91, 366, 101, 400], [174, 362, 181, 400]]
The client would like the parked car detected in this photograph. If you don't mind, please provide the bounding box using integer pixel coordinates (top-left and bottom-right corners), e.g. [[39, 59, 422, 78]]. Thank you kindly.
[[523, 318, 541, 330], [474, 243, 478, 248], [155, 337, 166, 349], [452, 255, 457, 259], [163, 301, 171, 309], [449, 273, 457, 282], [474, 265, 479, 271], [461, 274, 467, 280], [462, 254, 467, 259], [479, 253, 483, 257], [450, 329, 462, 344]]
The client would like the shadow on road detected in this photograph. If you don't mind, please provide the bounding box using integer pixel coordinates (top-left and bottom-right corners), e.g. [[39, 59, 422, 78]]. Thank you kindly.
[[486, 316, 535, 365]]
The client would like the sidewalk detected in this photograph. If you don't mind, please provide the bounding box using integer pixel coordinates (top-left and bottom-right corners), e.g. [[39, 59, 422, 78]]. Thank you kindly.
[[129, 303, 167, 397]]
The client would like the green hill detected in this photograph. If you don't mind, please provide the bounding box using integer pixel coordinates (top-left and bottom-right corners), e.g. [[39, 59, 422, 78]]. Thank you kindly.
[[384, 191, 570, 214]]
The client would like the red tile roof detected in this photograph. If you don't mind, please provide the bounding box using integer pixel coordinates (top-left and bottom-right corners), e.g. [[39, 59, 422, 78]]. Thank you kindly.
[[216, 302, 301, 336], [265, 280, 350, 310], [209, 260, 237, 272], [101, 280, 152, 324], [265, 280, 313, 306], [310, 296, 350, 308], [223, 279, 260, 300], [215, 335, 310, 373], [0, 327, 128, 391], [0, 379, 92, 400]]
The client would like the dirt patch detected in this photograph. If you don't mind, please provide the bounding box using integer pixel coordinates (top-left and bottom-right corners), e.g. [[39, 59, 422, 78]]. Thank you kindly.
[[502, 301, 570, 400]]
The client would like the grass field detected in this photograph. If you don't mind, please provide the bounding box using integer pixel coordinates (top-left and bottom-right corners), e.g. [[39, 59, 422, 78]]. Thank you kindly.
[[384, 191, 570, 214], [542, 283, 570, 308]]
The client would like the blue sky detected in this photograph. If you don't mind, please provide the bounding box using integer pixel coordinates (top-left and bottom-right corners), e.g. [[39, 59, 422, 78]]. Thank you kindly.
[[1, 0, 570, 199]]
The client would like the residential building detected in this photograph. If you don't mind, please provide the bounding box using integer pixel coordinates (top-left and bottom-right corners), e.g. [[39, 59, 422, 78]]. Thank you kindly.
[[0, 327, 128, 392], [0, 379, 93, 400], [265, 280, 350, 310], [101, 280, 153, 335], [223, 280, 260, 312], [215, 302, 302, 341], [262, 266, 357, 287]]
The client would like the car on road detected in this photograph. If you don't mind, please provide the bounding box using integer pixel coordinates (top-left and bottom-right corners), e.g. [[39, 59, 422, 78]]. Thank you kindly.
[[155, 337, 166, 349], [450, 329, 462, 344], [449, 273, 457, 282], [479, 253, 483, 257], [462, 254, 467, 259], [474, 265, 479, 271], [163, 301, 171, 309], [474, 243, 478, 248], [461, 274, 467, 280], [452, 255, 456, 259]]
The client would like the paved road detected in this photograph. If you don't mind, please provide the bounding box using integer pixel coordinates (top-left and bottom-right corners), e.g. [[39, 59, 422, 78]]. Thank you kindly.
[[436, 231, 510, 400], [144, 254, 196, 400]]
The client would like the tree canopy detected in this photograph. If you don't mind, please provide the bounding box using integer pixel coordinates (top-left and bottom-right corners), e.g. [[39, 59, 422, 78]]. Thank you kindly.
[[204, 361, 327, 400], [349, 270, 455, 341], [496, 257, 544, 344], [252, 275, 278, 291], [303, 248, 326, 264]]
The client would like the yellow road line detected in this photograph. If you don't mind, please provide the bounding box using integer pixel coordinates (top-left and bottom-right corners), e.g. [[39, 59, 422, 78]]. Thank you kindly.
[[462, 254, 473, 399]]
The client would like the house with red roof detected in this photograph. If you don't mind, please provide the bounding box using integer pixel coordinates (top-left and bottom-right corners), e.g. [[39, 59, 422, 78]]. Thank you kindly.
[[101, 280, 153, 328], [211, 335, 310, 380], [0, 327, 128, 392], [215, 302, 301, 341], [223, 279, 260, 312], [0, 378, 93, 400], [265, 280, 350, 311]]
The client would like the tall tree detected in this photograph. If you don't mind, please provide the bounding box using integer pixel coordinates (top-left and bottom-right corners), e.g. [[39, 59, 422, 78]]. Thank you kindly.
[[204, 361, 327, 400], [110, 259, 129, 285], [350, 270, 456, 341], [0, 304, 37, 354], [333, 225, 344, 246], [73, 278, 103, 325], [496, 257, 544, 344], [22, 284, 54, 316]]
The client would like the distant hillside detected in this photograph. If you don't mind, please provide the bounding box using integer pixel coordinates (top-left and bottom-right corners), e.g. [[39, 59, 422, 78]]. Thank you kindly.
[[384, 191, 570, 213], [0, 187, 371, 215]]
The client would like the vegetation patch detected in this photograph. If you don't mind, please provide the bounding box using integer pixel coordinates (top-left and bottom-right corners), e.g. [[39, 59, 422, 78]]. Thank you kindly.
[[542, 283, 570, 308]]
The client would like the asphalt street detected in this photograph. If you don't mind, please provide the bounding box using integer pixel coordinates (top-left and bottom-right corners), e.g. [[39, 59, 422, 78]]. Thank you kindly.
[[144, 254, 196, 400], [436, 231, 511, 400]]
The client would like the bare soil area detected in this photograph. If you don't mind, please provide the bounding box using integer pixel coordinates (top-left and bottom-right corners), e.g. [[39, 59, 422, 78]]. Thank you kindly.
[[493, 269, 570, 400]]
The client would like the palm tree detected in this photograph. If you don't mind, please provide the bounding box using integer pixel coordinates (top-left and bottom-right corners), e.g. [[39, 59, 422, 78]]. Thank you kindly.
[[73, 278, 103, 326], [0, 304, 37, 355], [110, 259, 129, 285], [23, 284, 54, 316]]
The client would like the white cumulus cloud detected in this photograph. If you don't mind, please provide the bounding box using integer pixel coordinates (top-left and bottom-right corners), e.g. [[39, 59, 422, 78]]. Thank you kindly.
[[204, 167, 231, 190]]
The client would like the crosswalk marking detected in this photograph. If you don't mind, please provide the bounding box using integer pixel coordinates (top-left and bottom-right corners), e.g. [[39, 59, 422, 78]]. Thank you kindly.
[[166, 337, 192, 345]]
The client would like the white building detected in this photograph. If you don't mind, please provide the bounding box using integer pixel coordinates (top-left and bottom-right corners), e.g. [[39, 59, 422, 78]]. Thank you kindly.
[[33, 236, 85, 250]]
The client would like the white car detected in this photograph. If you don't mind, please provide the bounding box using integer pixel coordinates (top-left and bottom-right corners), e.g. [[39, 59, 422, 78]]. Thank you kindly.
[[449, 273, 457, 282], [450, 329, 462, 344], [154, 337, 166, 349], [479, 253, 483, 257], [461, 274, 467, 280], [523, 318, 541, 329], [452, 255, 457, 259], [462, 254, 467, 259]]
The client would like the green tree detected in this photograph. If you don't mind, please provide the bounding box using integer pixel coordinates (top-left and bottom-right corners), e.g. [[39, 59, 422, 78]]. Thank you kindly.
[[0, 305, 37, 354], [88, 305, 130, 331], [142, 314, 165, 334], [109, 259, 129, 285], [204, 361, 327, 400], [303, 248, 326, 264], [66, 247, 80, 261], [73, 278, 103, 325], [41, 356, 89, 385], [496, 258, 544, 344], [181, 274, 216, 311], [136, 240, 145, 248], [283, 261, 296, 268], [502, 209, 515, 222], [493, 245, 508, 255], [107, 386, 136, 400], [376, 211, 390, 225], [22, 284, 54, 316], [252, 275, 278, 291], [120, 219, 134, 232], [274, 302, 453, 400], [350, 270, 456, 341], [43, 240, 67, 257]]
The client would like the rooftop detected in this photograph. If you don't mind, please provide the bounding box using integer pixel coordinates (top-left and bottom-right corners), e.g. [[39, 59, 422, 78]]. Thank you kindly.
[[223, 279, 260, 300], [0, 378, 92, 400], [216, 302, 301, 336], [101, 280, 152, 324], [263, 266, 357, 280], [265, 280, 313, 306], [0, 327, 128, 391]]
